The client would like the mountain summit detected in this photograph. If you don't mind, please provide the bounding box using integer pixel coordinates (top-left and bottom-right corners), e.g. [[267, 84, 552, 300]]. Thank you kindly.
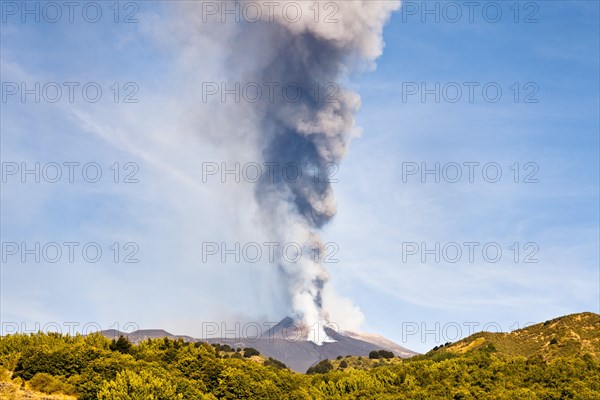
[[101, 317, 418, 372], [206, 317, 419, 372]]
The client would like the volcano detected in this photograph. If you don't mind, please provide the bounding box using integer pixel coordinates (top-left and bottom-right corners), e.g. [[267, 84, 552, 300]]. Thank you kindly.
[[101, 317, 418, 372]]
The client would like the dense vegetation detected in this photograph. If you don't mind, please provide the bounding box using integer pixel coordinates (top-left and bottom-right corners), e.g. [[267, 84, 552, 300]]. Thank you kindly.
[[0, 312, 598, 399], [434, 312, 600, 362]]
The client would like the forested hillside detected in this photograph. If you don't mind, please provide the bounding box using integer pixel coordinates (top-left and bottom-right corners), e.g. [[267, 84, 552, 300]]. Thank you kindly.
[[0, 313, 598, 399], [426, 312, 600, 361]]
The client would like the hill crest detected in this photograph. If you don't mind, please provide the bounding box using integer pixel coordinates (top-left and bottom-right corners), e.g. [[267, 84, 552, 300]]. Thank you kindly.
[[428, 312, 600, 361]]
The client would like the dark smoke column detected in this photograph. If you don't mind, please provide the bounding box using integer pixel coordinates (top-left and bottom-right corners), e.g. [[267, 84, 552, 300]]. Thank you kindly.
[[251, 1, 400, 344], [253, 29, 362, 343], [187, 1, 400, 343]]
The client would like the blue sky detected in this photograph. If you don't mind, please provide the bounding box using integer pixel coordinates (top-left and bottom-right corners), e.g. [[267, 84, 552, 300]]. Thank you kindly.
[[1, 1, 598, 353]]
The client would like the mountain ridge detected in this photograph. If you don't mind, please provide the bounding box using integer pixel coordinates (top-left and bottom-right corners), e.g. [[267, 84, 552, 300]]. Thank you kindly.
[[97, 312, 600, 372], [421, 311, 600, 361], [99, 317, 419, 372]]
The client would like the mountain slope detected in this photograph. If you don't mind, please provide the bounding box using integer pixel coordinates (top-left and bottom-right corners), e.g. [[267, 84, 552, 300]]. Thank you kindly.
[[100, 318, 418, 372], [426, 312, 600, 361], [205, 326, 418, 372]]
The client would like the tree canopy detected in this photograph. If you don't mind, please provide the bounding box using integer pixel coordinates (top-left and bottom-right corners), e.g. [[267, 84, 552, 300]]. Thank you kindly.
[[0, 327, 598, 399]]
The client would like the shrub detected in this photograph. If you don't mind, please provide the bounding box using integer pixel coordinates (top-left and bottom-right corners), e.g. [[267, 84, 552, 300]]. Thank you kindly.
[[220, 344, 233, 352], [243, 348, 260, 358], [307, 359, 333, 374], [264, 357, 287, 370], [369, 350, 394, 359], [97, 370, 183, 399], [484, 343, 497, 353], [378, 350, 394, 359], [29, 372, 74, 395]]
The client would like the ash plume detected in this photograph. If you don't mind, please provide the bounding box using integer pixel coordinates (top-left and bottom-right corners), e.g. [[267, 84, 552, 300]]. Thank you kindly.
[[177, 1, 400, 343]]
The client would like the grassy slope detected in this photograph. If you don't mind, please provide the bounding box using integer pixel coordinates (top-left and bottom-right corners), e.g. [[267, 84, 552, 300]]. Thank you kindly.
[[331, 312, 600, 370], [427, 312, 600, 361]]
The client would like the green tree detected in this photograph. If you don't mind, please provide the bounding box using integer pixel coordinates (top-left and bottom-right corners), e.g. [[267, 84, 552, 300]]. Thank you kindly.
[[307, 359, 333, 374], [264, 357, 287, 370], [97, 369, 183, 399], [109, 336, 132, 354], [243, 348, 260, 358], [29, 372, 75, 395], [378, 350, 394, 359]]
